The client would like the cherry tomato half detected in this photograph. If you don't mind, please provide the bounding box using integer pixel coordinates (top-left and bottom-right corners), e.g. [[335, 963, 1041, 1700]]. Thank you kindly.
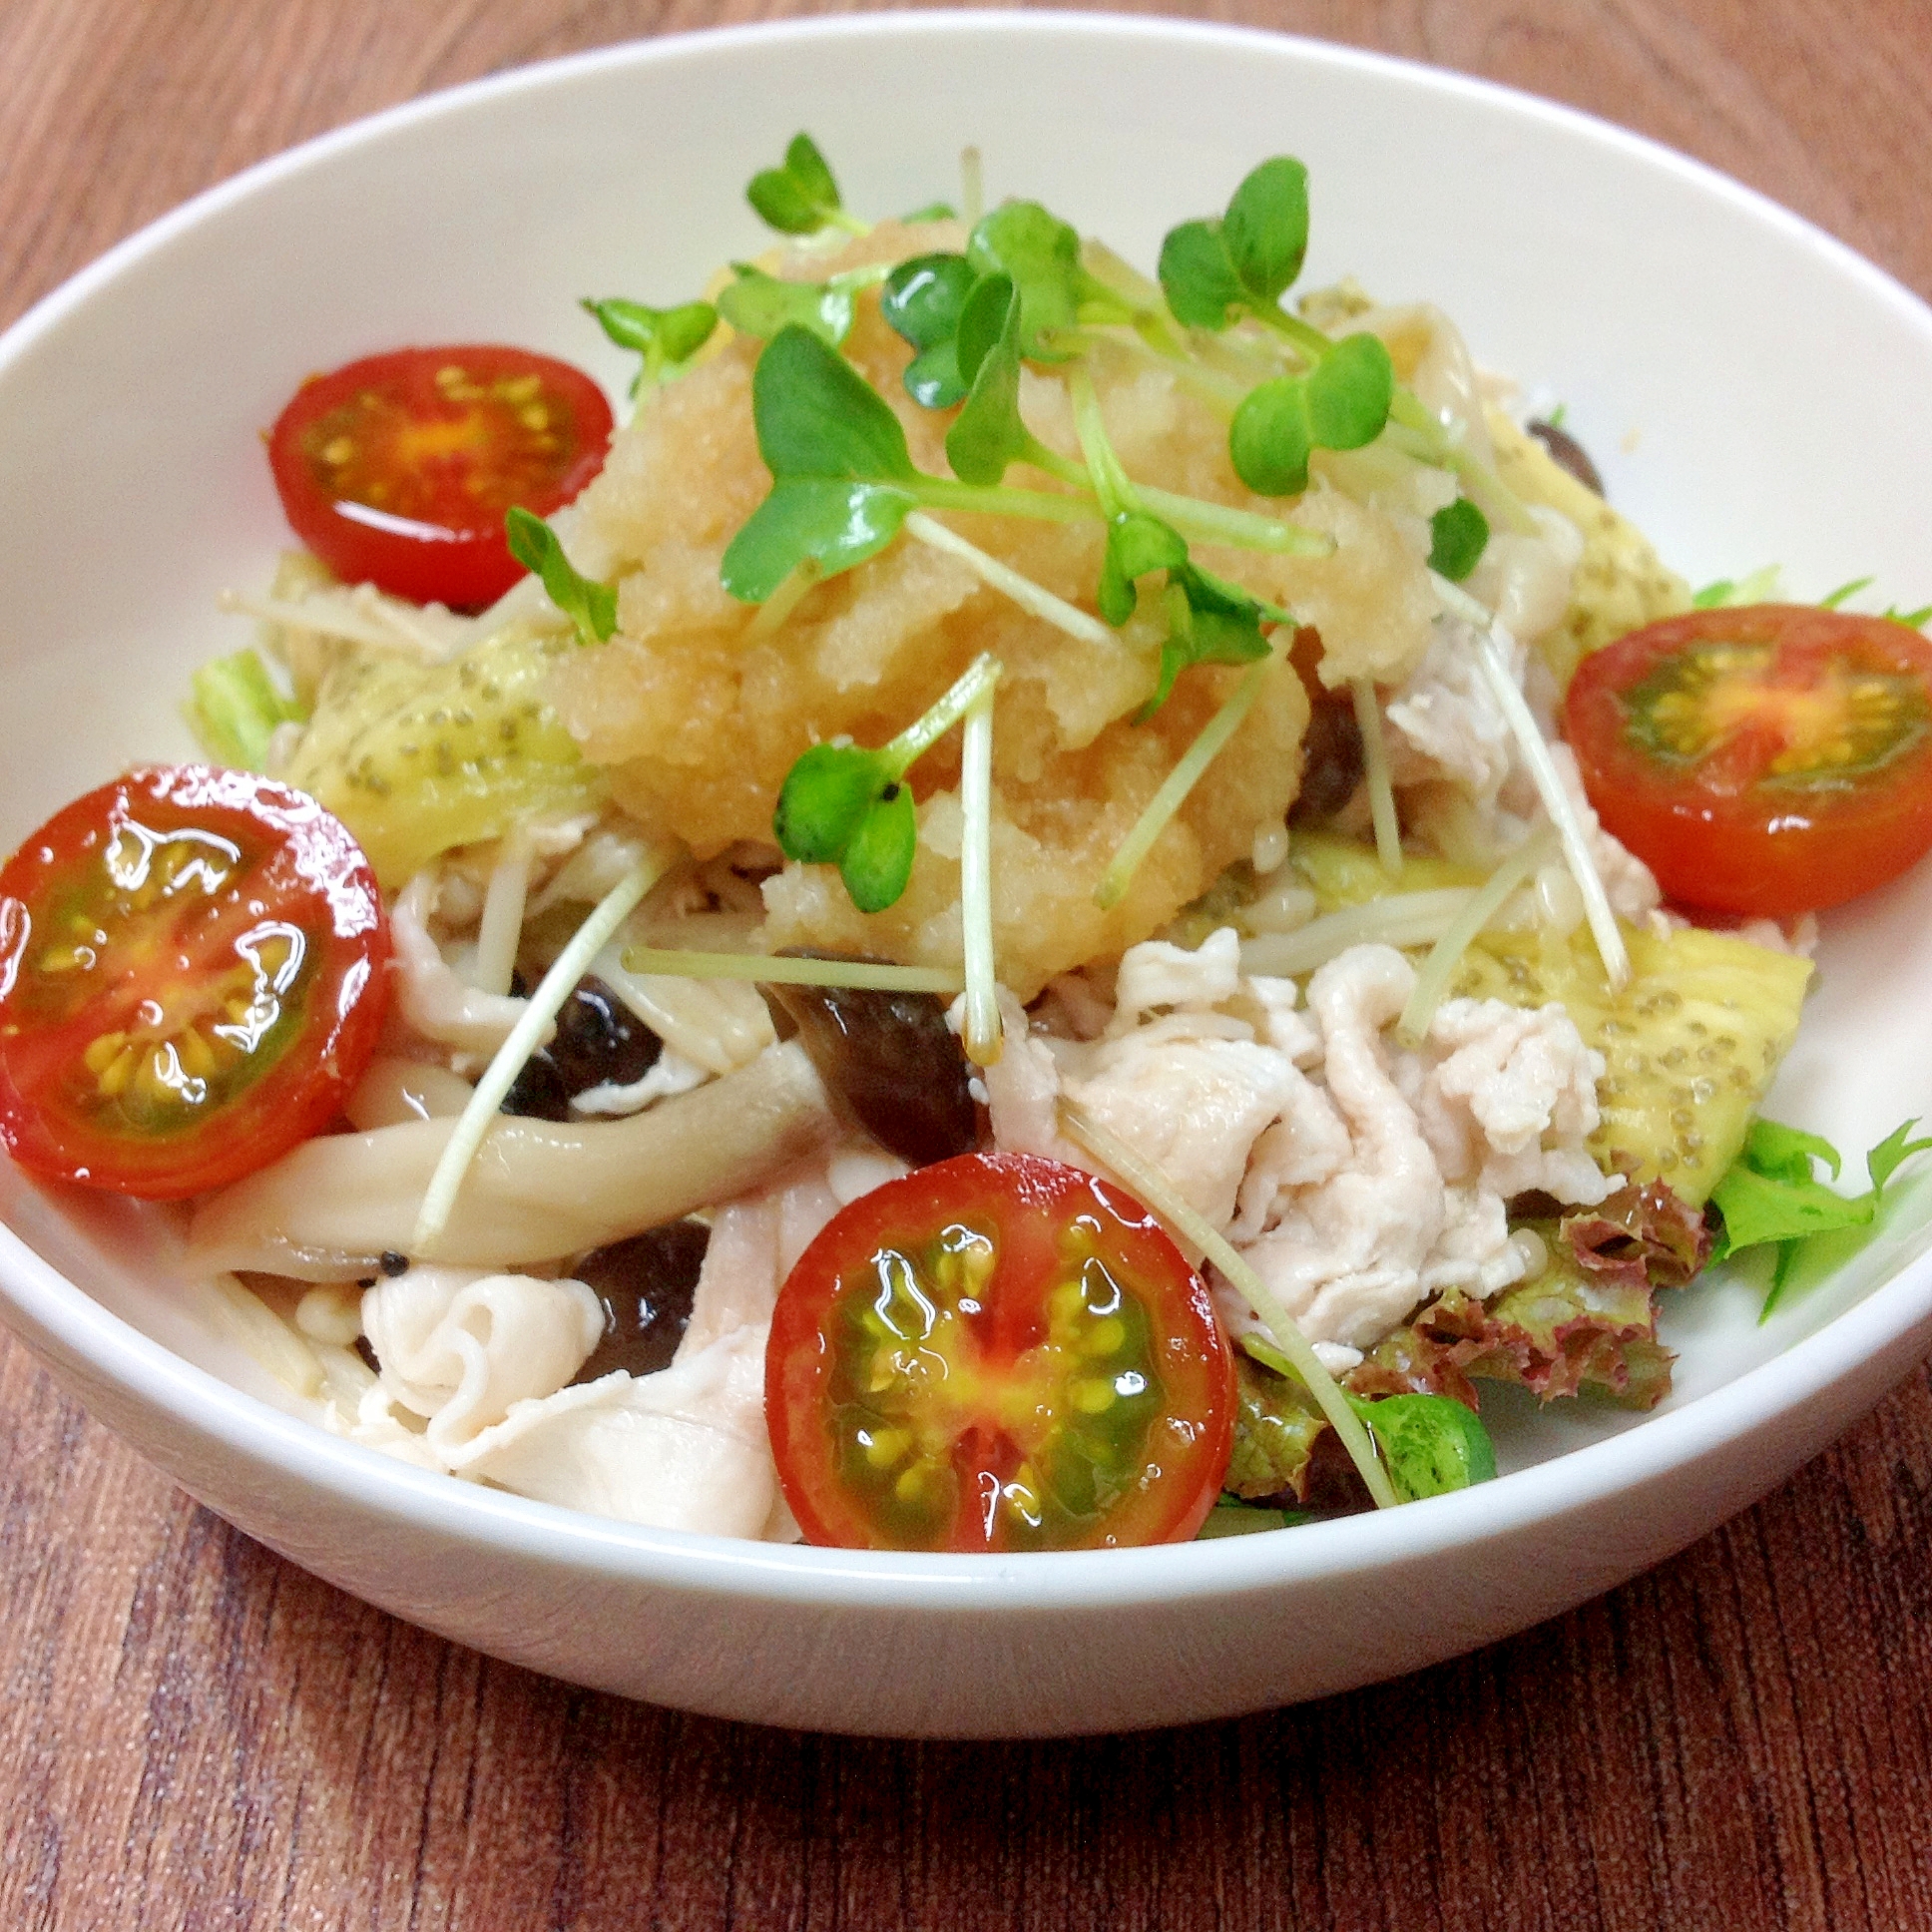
[[766, 1152, 1236, 1552], [1564, 604, 1932, 915], [267, 345, 615, 609], [0, 767, 390, 1199]]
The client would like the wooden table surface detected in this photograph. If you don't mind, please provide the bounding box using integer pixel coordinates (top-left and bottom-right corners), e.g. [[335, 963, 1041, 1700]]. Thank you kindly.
[[6, 1, 1932, 1925]]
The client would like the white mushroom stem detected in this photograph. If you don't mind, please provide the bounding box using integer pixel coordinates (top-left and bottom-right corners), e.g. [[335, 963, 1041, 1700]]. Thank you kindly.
[[187, 1041, 839, 1279]]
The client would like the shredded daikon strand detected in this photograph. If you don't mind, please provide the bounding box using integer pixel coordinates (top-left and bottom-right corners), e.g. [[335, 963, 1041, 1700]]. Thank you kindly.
[[1058, 1103, 1397, 1510], [1394, 829, 1555, 1046], [1351, 679, 1402, 873], [219, 588, 414, 654], [903, 511, 1114, 648], [1097, 662, 1265, 911], [960, 676, 1003, 1066], [411, 848, 673, 1254], [1432, 572, 1631, 990], [1238, 888, 1475, 977]]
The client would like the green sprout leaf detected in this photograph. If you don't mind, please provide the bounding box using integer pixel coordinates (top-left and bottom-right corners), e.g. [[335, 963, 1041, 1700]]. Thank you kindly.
[[966, 200, 1109, 358], [715, 264, 883, 348], [1229, 376, 1314, 496], [505, 507, 617, 646], [1305, 331, 1394, 449], [1349, 1392, 1497, 1501], [945, 276, 1043, 485], [1159, 155, 1309, 328], [900, 200, 958, 224], [882, 252, 976, 348], [771, 654, 1001, 914], [1098, 510, 1188, 627], [1140, 563, 1282, 720], [581, 297, 718, 395], [1157, 219, 1246, 330], [1159, 158, 1395, 497], [721, 478, 914, 604], [838, 778, 918, 912], [719, 327, 925, 601], [752, 325, 917, 483], [1819, 575, 1875, 610], [1709, 1115, 1932, 1314], [747, 133, 859, 236], [1691, 564, 1781, 609], [770, 740, 889, 864], [184, 649, 305, 770], [1228, 335, 1395, 498], [1428, 496, 1491, 580], [1220, 155, 1310, 307], [881, 252, 978, 406]]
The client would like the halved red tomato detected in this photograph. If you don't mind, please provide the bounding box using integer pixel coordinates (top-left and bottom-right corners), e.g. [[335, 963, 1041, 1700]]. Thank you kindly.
[[1564, 604, 1932, 915], [0, 766, 390, 1199], [766, 1152, 1235, 1552], [267, 345, 615, 609]]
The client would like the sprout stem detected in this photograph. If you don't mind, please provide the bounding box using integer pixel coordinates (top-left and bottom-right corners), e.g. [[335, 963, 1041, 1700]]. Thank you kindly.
[[1251, 302, 1334, 365], [912, 479, 1097, 524], [620, 948, 962, 993], [959, 146, 983, 228], [903, 514, 1113, 649], [1097, 661, 1264, 910], [1058, 1102, 1398, 1510], [746, 559, 822, 637], [1066, 365, 1137, 516], [1395, 829, 1555, 1046], [1135, 486, 1332, 558], [1386, 397, 1537, 536], [1434, 572, 1632, 990], [1351, 680, 1402, 874], [410, 848, 674, 1255], [959, 676, 1002, 1066], [880, 647, 1004, 771]]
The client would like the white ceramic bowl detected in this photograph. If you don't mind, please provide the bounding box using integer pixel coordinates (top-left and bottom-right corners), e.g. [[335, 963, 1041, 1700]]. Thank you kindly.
[[4, 13, 1931, 1738]]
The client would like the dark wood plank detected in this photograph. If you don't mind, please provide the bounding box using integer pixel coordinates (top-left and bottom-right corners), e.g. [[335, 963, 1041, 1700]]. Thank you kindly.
[[3, 1, 1932, 1927]]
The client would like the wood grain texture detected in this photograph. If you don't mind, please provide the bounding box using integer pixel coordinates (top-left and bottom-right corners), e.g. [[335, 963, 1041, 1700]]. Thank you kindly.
[[4, 2, 1932, 1926]]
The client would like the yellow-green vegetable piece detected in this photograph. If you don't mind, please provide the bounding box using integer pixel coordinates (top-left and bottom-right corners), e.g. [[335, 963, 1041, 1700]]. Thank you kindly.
[[280, 625, 603, 888], [1288, 832, 1811, 1205], [1451, 922, 1809, 1205], [1485, 409, 1691, 688], [1288, 827, 1488, 904]]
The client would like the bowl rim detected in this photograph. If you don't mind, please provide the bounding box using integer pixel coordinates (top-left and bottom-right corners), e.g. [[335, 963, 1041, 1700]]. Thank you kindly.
[[4, 7, 1932, 1613]]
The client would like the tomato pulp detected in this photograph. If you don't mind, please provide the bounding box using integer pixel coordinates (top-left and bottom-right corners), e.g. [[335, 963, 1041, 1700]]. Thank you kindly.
[[0, 767, 390, 1198], [766, 1152, 1236, 1552], [267, 345, 615, 609], [1564, 604, 1932, 915]]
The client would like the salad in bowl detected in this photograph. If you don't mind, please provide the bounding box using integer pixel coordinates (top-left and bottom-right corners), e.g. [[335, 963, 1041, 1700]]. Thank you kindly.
[[5, 132, 1924, 1557]]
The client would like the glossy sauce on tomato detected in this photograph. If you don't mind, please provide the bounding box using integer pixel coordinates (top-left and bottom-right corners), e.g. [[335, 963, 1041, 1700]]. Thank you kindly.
[[0, 767, 389, 1198], [766, 1153, 1235, 1553], [1565, 604, 1932, 915], [267, 345, 614, 609]]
